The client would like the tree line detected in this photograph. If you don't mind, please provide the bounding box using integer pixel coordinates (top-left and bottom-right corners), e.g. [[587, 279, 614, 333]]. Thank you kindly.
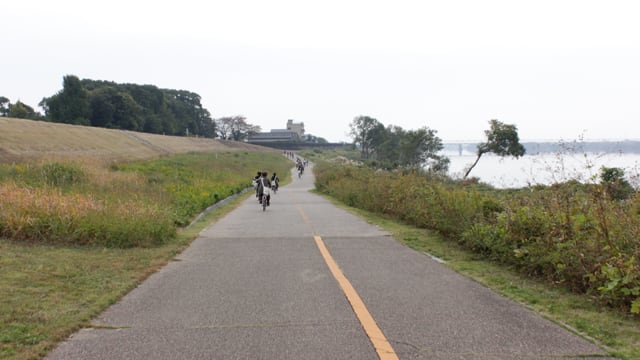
[[349, 115, 525, 177], [2, 75, 261, 140], [349, 115, 451, 172], [41, 75, 215, 137], [0, 97, 43, 120]]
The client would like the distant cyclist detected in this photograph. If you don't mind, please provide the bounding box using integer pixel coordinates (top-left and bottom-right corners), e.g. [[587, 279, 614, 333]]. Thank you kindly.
[[271, 172, 279, 192]]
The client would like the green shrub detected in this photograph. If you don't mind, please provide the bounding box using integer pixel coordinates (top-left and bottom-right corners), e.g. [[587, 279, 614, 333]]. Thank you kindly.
[[314, 160, 640, 313], [40, 163, 86, 187], [0, 162, 86, 188], [600, 166, 634, 201]]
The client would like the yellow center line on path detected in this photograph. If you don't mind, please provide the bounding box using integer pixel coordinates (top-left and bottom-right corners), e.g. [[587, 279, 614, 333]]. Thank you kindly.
[[314, 235, 399, 360], [296, 206, 399, 360]]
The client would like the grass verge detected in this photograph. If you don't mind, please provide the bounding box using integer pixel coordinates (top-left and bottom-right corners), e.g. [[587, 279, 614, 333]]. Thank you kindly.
[[0, 191, 251, 360], [314, 191, 640, 360]]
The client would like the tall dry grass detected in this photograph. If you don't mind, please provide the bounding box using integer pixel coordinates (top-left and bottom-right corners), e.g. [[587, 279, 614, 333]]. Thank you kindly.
[[0, 151, 292, 248], [0, 181, 175, 247]]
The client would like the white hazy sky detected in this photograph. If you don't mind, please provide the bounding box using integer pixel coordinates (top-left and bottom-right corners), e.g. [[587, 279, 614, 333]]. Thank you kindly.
[[3, 0, 640, 143]]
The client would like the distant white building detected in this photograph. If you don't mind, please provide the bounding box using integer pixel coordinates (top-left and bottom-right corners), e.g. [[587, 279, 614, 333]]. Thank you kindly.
[[286, 119, 305, 138], [248, 119, 305, 144], [248, 129, 300, 143]]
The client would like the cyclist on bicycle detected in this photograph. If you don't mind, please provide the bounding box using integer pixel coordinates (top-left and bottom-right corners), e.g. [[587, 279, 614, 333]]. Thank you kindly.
[[253, 171, 262, 199], [256, 171, 272, 206]]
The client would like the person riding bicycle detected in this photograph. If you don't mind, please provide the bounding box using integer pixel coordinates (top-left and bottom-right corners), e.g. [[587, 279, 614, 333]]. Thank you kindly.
[[253, 171, 262, 199], [256, 172, 272, 206], [271, 172, 279, 191]]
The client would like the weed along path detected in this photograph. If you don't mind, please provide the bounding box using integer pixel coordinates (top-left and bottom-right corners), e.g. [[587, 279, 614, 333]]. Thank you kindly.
[[47, 163, 614, 360]]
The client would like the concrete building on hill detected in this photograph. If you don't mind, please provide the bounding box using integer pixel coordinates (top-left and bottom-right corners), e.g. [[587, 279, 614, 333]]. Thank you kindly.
[[248, 119, 305, 144], [247, 129, 301, 143], [247, 119, 347, 149], [286, 119, 304, 138]]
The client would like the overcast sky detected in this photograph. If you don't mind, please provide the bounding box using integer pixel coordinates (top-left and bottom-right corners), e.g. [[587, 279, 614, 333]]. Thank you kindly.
[[3, 0, 639, 143]]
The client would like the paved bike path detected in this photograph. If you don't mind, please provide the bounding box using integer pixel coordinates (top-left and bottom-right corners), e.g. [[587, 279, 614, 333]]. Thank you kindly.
[[47, 162, 613, 359]]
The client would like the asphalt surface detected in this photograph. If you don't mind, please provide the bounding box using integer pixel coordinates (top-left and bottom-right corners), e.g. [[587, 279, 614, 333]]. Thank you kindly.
[[47, 161, 615, 359]]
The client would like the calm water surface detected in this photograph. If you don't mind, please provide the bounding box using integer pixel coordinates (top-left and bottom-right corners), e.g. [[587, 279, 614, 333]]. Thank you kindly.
[[445, 152, 640, 189]]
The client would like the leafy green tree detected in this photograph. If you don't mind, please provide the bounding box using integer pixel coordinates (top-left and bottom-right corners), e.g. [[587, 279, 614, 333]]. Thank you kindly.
[[464, 119, 525, 179], [399, 127, 449, 172], [164, 89, 215, 137], [349, 115, 382, 159], [368, 122, 390, 158], [7, 101, 39, 119], [88, 86, 143, 130], [372, 125, 403, 168], [41, 76, 217, 137], [126, 84, 167, 134], [43, 75, 91, 125], [89, 87, 117, 128], [354, 120, 448, 172], [198, 109, 217, 138], [0, 96, 9, 116], [600, 166, 634, 200], [111, 92, 143, 130]]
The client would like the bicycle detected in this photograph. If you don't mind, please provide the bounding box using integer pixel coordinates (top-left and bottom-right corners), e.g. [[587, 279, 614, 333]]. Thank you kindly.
[[261, 187, 271, 211]]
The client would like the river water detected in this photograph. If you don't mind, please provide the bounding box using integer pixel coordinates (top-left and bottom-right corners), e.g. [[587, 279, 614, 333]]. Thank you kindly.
[[444, 151, 640, 189]]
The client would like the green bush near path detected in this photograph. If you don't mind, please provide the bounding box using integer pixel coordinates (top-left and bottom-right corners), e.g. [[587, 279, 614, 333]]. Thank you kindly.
[[313, 161, 640, 315], [312, 157, 640, 359], [324, 199, 640, 360]]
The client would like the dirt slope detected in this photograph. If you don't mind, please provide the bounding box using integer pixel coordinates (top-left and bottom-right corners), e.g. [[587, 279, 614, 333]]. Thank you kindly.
[[0, 117, 271, 163]]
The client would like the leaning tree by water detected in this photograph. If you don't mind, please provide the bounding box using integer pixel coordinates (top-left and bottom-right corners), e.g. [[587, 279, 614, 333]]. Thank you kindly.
[[464, 119, 526, 179]]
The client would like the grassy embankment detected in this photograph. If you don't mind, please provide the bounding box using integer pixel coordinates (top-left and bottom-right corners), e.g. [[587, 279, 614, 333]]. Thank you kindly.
[[0, 117, 261, 163], [0, 118, 293, 359], [304, 148, 640, 360]]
